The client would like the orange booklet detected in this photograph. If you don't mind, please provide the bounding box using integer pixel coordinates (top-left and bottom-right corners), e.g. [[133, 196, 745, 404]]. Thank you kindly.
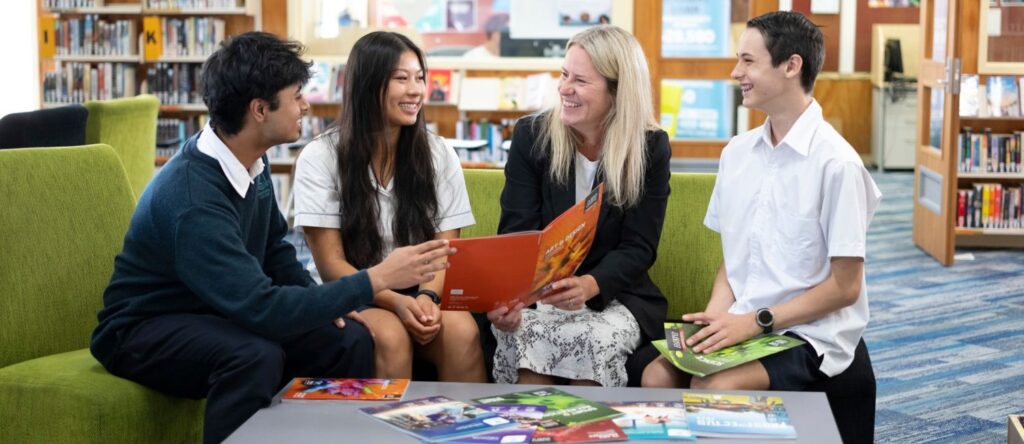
[[441, 184, 603, 312], [281, 378, 409, 401]]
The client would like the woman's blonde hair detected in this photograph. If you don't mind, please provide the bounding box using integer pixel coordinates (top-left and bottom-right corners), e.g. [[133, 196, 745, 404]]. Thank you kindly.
[[538, 25, 659, 208]]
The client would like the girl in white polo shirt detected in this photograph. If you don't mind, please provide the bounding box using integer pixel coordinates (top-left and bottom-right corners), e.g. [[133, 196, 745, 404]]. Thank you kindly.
[[293, 32, 486, 382]]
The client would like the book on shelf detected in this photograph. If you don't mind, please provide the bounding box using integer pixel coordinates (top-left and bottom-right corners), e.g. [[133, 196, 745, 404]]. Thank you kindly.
[[987, 76, 1021, 118], [143, 62, 202, 105], [43, 62, 136, 103], [471, 387, 622, 429], [960, 74, 980, 117], [303, 60, 333, 103], [957, 183, 1023, 229], [682, 393, 796, 439], [441, 184, 602, 312], [607, 401, 695, 441], [281, 378, 409, 401], [452, 118, 515, 164], [50, 15, 137, 57], [653, 322, 805, 378], [360, 396, 514, 443], [457, 73, 556, 111], [957, 128, 1022, 173], [427, 69, 459, 105]]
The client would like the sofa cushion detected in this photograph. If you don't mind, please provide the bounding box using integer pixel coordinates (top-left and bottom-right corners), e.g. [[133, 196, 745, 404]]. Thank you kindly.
[[0, 348, 203, 443]]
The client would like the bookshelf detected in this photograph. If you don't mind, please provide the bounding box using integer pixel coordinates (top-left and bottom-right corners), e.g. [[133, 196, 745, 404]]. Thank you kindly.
[[912, 0, 1024, 265], [36, 0, 262, 153]]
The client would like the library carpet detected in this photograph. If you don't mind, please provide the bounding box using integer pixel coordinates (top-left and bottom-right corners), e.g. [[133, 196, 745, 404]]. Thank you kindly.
[[867, 170, 1024, 443], [285, 170, 1024, 443]]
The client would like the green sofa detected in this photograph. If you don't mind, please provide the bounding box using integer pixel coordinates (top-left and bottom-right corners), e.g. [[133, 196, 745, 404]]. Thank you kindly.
[[0, 145, 203, 443]]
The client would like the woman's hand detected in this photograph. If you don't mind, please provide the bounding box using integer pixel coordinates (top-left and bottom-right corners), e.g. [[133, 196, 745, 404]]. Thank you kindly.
[[681, 311, 761, 354], [395, 295, 442, 345], [487, 302, 525, 332], [540, 275, 600, 311]]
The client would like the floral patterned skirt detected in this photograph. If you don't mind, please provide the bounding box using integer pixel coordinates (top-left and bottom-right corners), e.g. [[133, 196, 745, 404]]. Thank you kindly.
[[491, 300, 641, 387]]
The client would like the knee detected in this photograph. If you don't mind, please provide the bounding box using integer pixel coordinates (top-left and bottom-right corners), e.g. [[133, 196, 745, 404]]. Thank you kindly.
[[640, 358, 673, 388], [372, 324, 412, 357], [690, 374, 740, 391], [342, 322, 376, 356], [443, 315, 482, 353], [226, 338, 285, 383]]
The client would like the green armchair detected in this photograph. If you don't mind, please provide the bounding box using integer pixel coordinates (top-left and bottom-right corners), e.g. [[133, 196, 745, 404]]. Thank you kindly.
[[0, 145, 203, 443], [84, 95, 160, 200]]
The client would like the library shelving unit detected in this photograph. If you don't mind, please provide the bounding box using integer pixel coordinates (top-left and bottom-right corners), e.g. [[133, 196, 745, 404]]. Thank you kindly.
[[912, 0, 1024, 265], [37, 0, 262, 165]]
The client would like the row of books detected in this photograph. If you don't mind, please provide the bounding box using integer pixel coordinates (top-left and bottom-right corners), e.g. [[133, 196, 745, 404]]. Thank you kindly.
[[144, 0, 242, 8], [457, 73, 558, 111], [44, 0, 98, 8], [957, 183, 1024, 230], [452, 118, 516, 164], [155, 116, 204, 157], [142, 62, 201, 105], [43, 62, 137, 103], [152, 16, 225, 58], [53, 16, 137, 57], [960, 75, 1023, 118], [958, 128, 1022, 173], [282, 380, 797, 442]]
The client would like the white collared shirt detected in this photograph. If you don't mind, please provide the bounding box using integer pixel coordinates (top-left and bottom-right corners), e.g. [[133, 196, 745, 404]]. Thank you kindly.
[[292, 130, 476, 282], [196, 123, 266, 198], [704, 99, 882, 377]]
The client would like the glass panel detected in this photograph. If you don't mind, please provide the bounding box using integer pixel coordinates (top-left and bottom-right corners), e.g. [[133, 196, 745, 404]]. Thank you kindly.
[[661, 79, 738, 140], [928, 86, 945, 150], [661, 0, 732, 57], [931, 0, 947, 62], [983, 3, 1024, 64]]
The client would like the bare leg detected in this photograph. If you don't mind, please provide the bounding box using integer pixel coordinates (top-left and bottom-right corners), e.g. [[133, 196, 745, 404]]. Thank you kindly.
[[356, 308, 412, 379], [417, 311, 487, 382], [690, 360, 770, 391], [641, 355, 691, 388]]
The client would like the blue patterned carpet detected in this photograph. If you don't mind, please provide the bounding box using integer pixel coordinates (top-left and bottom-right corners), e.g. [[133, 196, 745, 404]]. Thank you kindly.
[[866, 171, 1024, 443], [286, 169, 1024, 442]]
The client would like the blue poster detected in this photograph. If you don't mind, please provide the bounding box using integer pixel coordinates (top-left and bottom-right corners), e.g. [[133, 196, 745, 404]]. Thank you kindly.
[[661, 0, 731, 57], [663, 80, 734, 140]]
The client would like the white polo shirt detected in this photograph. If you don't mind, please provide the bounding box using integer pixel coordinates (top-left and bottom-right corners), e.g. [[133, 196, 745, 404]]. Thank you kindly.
[[196, 123, 265, 198], [293, 130, 476, 282], [704, 100, 882, 377]]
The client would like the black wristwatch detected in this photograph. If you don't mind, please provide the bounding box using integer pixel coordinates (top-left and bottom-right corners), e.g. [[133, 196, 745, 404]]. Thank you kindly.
[[755, 307, 774, 334], [416, 289, 441, 305]]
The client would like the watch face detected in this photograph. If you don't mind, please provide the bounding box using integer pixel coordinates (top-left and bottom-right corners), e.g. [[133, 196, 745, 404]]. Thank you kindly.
[[757, 309, 773, 326]]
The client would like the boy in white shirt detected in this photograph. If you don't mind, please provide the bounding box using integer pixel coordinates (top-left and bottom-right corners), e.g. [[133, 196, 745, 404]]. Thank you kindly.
[[642, 11, 882, 391]]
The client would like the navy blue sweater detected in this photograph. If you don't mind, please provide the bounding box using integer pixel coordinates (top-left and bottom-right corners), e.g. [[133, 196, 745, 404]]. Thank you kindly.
[[91, 133, 372, 366]]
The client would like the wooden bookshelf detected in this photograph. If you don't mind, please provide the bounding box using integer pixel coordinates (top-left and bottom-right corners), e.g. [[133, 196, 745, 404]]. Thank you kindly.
[[912, 0, 1024, 265]]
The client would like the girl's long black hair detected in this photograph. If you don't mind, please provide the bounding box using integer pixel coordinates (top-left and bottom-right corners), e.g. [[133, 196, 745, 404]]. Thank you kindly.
[[335, 31, 437, 269]]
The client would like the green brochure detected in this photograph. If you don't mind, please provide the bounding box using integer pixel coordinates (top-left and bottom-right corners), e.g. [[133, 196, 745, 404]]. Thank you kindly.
[[472, 387, 622, 429], [654, 322, 806, 378]]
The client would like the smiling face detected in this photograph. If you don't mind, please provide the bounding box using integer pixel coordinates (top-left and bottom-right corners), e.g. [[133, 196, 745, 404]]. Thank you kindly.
[[558, 45, 614, 138], [383, 50, 425, 132], [731, 28, 795, 114], [261, 83, 308, 145]]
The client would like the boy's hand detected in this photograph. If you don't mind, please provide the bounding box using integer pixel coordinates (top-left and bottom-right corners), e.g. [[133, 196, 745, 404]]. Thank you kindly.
[[368, 240, 454, 292], [681, 311, 761, 354]]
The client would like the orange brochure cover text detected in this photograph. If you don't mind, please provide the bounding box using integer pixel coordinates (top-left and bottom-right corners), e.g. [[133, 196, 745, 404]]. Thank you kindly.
[[441, 184, 603, 312]]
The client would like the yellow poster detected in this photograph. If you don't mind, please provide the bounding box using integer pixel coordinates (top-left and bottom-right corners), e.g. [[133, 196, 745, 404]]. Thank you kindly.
[[142, 16, 162, 61], [659, 82, 684, 138]]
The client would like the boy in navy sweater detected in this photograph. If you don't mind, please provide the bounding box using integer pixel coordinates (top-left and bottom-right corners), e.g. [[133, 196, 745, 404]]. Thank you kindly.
[[90, 32, 454, 443]]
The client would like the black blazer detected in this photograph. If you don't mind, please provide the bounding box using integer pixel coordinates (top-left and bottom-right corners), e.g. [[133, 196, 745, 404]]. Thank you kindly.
[[498, 114, 671, 341]]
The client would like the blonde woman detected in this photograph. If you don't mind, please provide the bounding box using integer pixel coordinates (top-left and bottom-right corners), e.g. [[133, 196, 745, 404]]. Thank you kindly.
[[485, 25, 671, 387]]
